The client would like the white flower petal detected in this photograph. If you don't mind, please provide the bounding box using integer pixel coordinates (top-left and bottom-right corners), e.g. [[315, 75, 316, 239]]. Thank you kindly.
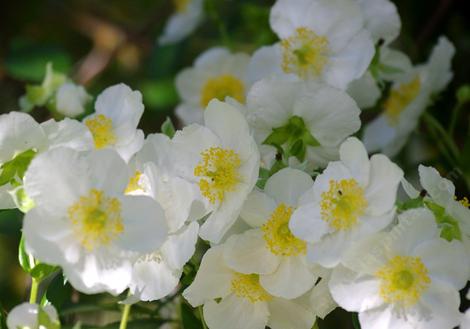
[[418, 165, 455, 205], [161, 222, 199, 270], [290, 202, 330, 243], [339, 137, 370, 187], [88, 149, 130, 194], [223, 229, 281, 275], [240, 189, 277, 228], [265, 168, 313, 206], [41, 118, 93, 152], [329, 265, 383, 312], [183, 246, 233, 306], [267, 298, 315, 329], [116, 195, 168, 253], [260, 256, 316, 299], [204, 294, 269, 329]]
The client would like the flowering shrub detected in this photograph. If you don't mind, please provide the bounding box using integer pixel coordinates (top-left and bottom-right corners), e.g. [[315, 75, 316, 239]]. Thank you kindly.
[[0, 0, 469, 328]]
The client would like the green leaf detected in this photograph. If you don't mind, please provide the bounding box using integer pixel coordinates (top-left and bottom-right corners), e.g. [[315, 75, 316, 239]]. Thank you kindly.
[[425, 201, 462, 241], [161, 117, 176, 138], [0, 149, 37, 186], [30, 263, 59, 280], [38, 307, 61, 329], [181, 302, 204, 329], [18, 236, 34, 273], [141, 79, 178, 109], [47, 273, 72, 310], [397, 197, 424, 211], [5, 39, 71, 81], [352, 313, 361, 329]]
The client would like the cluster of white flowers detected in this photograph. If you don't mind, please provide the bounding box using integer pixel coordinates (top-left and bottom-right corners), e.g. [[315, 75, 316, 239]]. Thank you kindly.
[[2, 0, 468, 328]]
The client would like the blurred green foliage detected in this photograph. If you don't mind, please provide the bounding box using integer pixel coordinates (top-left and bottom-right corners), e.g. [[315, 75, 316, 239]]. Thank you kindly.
[[0, 0, 469, 328]]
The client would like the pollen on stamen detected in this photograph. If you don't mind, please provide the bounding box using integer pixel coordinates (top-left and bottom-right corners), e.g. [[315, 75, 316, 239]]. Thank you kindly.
[[68, 189, 124, 251], [200, 75, 245, 108], [376, 255, 431, 307], [85, 114, 117, 149], [262, 203, 307, 256], [230, 273, 272, 303], [125, 170, 144, 194], [384, 76, 421, 125], [281, 27, 329, 79], [320, 179, 368, 231], [194, 147, 241, 204]]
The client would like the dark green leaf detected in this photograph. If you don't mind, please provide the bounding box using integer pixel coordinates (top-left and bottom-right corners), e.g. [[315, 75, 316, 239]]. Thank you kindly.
[[161, 117, 176, 138], [352, 313, 361, 329], [181, 302, 204, 329], [47, 273, 72, 310], [30, 263, 59, 280], [18, 235, 34, 273]]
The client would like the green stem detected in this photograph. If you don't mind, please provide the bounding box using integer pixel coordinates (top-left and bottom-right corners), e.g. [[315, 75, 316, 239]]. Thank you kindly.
[[29, 278, 39, 304], [423, 112, 460, 162], [198, 306, 208, 329], [448, 102, 463, 138], [119, 303, 132, 329]]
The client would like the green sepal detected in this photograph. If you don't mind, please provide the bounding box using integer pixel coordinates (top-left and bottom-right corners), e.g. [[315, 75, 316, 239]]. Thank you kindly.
[[0, 149, 37, 186], [18, 236, 34, 274], [30, 263, 59, 281], [38, 306, 60, 329], [397, 197, 424, 212], [425, 201, 462, 241], [161, 117, 176, 138]]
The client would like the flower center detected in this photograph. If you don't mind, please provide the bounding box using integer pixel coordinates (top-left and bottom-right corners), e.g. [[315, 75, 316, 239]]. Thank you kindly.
[[200, 75, 245, 108], [262, 203, 307, 256], [125, 170, 144, 194], [173, 0, 190, 13], [458, 196, 469, 208], [281, 27, 329, 79], [194, 147, 241, 204], [231, 273, 272, 303], [384, 76, 421, 125], [376, 255, 430, 307], [85, 114, 117, 149], [68, 189, 124, 251], [320, 179, 368, 231]]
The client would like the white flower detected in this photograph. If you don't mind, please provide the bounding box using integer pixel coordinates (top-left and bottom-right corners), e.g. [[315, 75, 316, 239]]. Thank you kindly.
[[183, 245, 317, 329], [248, 0, 375, 89], [84, 83, 145, 162], [245, 78, 361, 169], [55, 82, 91, 117], [363, 36, 455, 156], [7, 303, 59, 329], [329, 208, 469, 329], [170, 99, 260, 243], [176, 47, 251, 125], [223, 168, 319, 299], [127, 133, 207, 232], [159, 0, 204, 45], [123, 134, 204, 301], [355, 0, 400, 45], [347, 47, 412, 109], [0, 112, 92, 210], [22, 147, 168, 294], [402, 165, 470, 254], [289, 137, 403, 268], [128, 221, 199, 301]]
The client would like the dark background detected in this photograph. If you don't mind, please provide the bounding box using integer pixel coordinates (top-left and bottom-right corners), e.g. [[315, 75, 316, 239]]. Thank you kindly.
[[0, 0, 469, 328]]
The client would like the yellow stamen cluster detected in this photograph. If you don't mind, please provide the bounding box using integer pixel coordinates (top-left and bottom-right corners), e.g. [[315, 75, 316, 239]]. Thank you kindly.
[[281, 27, 329, 79], [173, 0, 190, 13], [231, 273, 272, 303], [85, 114, 117, 149], [384, 76, 421, 125], [320, 179, 367, 231], [262, 203, 307, 256], [200, 75, 245, 108], [376, 255, 431, 307], [68, 189, 124, 251], [458, 197, 469, 208], [194, 147, 241, 204], [125, 170, 144, 194]]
